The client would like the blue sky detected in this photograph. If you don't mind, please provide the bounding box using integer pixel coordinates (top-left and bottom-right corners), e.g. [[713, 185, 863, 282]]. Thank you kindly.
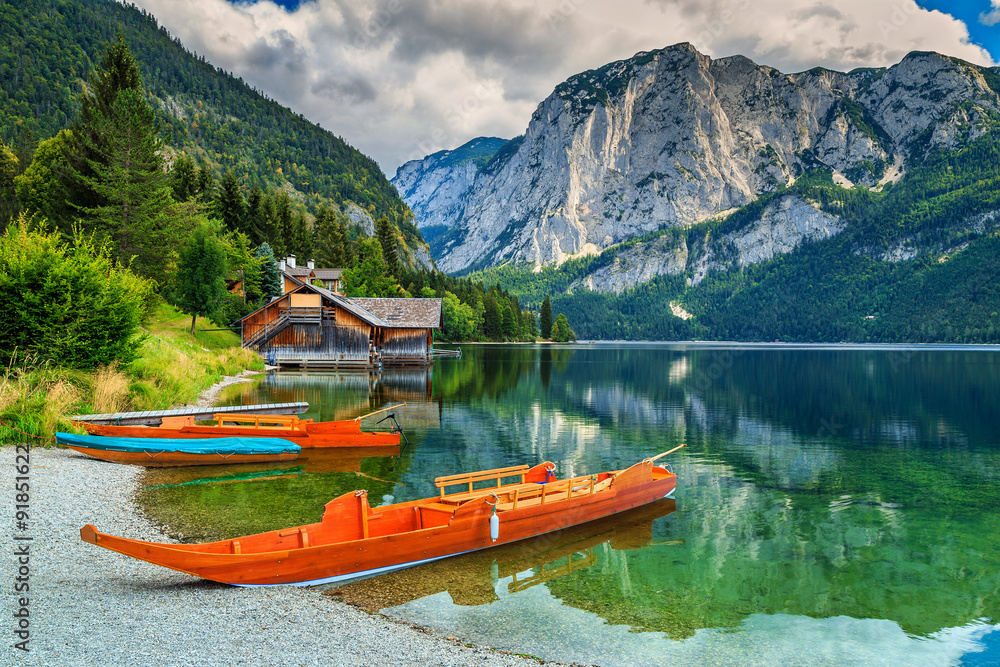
[[916, 1, 999, 61]]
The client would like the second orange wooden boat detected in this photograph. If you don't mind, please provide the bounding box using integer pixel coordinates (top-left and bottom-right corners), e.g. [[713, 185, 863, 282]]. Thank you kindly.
[[80, 411, 401, 448], [80, 446, 684, 586]]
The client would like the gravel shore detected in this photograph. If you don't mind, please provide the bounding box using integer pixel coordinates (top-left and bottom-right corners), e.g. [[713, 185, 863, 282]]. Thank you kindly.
[[0, 378, 547, 666]]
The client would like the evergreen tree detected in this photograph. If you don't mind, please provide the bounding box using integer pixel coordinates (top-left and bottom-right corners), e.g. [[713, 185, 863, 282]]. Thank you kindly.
[[169, 153, 199, 201], [0, 214, 154, 369], [502, 303, 517, 339], [68, 32, 145, 213], [255, 242, 283, 300], [291, 210, 313, 260], [175, 224, 228, 334], [196, 164, 215, 203], [73, 88, 175, 275], [523, 310, 538, 338], [314, 204, 347, 267], [376, 215, 399, 278], [65, 36, 176, 276], [216, 170, 247, 233], [540, 295, 553, 339], [246, 185, 265, 245], [483, 292, 502, 340], [259, 193, 281, 257], [341, 237, 397, 297], [273, 191, 294, 259], [0, 140, 19, 227]]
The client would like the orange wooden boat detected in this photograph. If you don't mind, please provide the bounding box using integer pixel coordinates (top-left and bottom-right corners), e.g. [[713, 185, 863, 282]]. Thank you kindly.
[[80, 446, 684, 586], [79, 409, 402, 448]]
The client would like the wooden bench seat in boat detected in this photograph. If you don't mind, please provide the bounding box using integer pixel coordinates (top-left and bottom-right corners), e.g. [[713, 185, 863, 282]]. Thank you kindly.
[[434, 464, 531, 497], [439, 481, 545, 504], [212, 413, 309, 429]]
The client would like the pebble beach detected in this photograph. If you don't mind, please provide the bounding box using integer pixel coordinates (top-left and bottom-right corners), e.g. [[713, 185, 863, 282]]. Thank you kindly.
[[0, 375, 547, 666]]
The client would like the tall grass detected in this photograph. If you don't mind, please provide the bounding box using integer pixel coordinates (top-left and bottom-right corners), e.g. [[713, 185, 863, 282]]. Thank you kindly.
[[92, 364, 130, 414], [0, 302, 265, 445], [0, 358, 82, 443]]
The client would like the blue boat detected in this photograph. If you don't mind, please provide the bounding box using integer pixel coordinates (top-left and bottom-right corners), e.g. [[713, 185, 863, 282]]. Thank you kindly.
[[56, 431, 301, 467]]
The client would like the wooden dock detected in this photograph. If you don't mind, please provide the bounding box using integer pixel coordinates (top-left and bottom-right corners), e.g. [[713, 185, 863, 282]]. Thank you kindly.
[[70, 402, 309, 426]]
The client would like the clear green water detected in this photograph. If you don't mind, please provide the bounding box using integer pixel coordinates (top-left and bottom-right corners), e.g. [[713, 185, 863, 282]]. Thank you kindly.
[[139, 343, 1000, 666]]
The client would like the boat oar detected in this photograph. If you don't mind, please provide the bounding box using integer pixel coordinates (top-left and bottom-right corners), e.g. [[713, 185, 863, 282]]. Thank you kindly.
[[646, 444, 687, 463], [354, 402, 406, 422], [612, 444, 687, 480]]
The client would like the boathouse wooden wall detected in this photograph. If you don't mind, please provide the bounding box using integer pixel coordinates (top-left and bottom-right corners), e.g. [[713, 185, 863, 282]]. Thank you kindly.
[[257, 307, 372, 364], [240, 290, 439, 367], [379, 328, 431, 361]]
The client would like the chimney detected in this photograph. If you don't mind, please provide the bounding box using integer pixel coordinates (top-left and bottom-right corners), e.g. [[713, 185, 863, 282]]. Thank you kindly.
[[279, 258, 286, 271], [307, 259, 314, 270], [286, 255, 296, 269]]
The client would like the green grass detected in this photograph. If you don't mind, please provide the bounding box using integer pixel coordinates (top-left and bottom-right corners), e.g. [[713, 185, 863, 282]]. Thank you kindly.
[[0, 299, 263, 444]]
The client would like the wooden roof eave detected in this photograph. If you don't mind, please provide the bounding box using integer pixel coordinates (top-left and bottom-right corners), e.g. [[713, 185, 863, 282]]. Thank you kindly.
[[231, 281, 388, 329]]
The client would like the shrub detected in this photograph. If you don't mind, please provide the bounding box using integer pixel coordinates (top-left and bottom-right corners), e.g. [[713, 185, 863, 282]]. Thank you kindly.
[[0, 215, 154, 369]]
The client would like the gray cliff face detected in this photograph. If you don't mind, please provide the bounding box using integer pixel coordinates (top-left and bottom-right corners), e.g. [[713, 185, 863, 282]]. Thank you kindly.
[[391, 137, 510, 236], [394, 44, 1000, 281], [394, 159, 479, 232], [571, 195, 845, 293]]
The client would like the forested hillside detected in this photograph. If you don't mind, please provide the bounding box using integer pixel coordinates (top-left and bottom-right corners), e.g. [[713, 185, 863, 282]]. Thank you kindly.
[[0, 0, 427, 264]]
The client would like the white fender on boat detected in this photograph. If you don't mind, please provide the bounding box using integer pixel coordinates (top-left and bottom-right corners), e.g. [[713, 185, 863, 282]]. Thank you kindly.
[[489, 511, 499, 542]]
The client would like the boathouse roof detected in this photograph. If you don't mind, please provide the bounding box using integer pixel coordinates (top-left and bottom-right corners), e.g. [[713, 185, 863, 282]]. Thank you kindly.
[[350, 298, 443, 329]]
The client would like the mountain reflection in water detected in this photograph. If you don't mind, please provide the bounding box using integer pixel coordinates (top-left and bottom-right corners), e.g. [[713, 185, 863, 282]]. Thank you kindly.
[[145, 343, 1000, 665]]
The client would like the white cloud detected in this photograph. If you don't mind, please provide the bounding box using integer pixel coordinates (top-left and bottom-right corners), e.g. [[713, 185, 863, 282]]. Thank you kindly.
[[981, 0, 1000, 26], [126, 0, 996, 173]]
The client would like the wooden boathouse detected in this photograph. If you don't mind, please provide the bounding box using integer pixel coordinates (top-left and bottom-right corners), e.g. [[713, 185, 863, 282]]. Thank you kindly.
[[235, 277, 442, 369]]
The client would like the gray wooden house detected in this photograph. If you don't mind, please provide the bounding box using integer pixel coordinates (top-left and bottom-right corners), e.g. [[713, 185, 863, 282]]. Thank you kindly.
[[236, 278, 442, 368]]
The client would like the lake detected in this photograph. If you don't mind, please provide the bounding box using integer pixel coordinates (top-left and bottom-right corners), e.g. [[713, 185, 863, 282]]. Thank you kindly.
[[139, 343, 1000, 666]]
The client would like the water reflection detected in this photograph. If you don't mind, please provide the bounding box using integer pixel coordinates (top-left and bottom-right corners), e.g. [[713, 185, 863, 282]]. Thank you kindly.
[[328, 499, 677, 612], [144, 343, 1000, 664]]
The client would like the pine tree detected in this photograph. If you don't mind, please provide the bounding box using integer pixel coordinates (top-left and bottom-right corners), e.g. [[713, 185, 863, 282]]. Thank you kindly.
[[246, 185, 265, 245], [341, 237, 397, 297], [0, 140, 19, 227], [314, 204, 347, 267], [376, 215, 399, 278], [273, 191, 293, 259], [74, 88, 175, 275], [65, 35, 176, 276], [68, 32, 144, 212], [259, 193, 282, 257], [483, 292, 502, 340], [169, 154, 199, 201], [216, 170, 247, 233], [291, 210, 313, 260], [255, 242, 283, 300], [540, 295, 553, 339]]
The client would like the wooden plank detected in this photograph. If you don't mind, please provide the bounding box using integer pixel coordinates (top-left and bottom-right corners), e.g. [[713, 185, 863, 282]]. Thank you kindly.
[[71, 402, 309, 426]]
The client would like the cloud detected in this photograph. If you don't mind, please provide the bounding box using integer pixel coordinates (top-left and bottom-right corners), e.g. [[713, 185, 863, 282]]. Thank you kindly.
[[127, 0, 996, 173], [982, 0, 1000, 26]]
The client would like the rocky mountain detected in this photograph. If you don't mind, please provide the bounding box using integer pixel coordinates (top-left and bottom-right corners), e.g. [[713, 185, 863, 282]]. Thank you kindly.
[[394, 43, 1000, 279], [392, 137, 507, 256]]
